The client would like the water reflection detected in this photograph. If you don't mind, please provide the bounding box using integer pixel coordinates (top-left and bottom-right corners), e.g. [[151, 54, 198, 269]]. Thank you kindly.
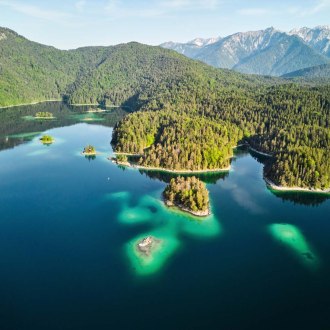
[[0, 102, 128, 152], [268, 189, 330, 207], [237, 146, 330, 207], [139, 169, 229, 184], [84, 155, 96, 161]]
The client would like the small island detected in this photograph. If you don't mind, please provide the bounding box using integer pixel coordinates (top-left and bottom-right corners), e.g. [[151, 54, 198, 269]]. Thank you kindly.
[[87, 107, 105, 113], [39, 135, 54, 145], [136, 236, 161, 257], [34, 111, 55, 119], [163, 176, 210, 217], [82, 144, 97, 156]]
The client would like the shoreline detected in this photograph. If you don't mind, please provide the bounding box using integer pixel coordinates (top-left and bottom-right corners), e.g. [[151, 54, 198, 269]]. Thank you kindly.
[[249, 146, 272, 157], [0, 100, 120, 109], [114, 152, 144, 157], [110, 157, 231, 173], [264, 177, 330, 194], [71, 103, 100, 106], [164, 198, 211, 217], [82, 151, 101, 156], [35, 116, 56, 120], [40, 140, 54, 145], [0, 99, 61, 109]]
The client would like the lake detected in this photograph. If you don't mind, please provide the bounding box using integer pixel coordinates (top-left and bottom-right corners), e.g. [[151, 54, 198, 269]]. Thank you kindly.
[[0, 102, 329, 330]]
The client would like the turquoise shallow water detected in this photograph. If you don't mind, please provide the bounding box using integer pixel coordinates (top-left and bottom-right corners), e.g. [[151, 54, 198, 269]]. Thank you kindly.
[[0, 103, 330, 330]]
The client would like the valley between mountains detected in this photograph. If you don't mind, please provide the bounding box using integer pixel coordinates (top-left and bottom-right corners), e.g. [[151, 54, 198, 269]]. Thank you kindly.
[[0, 26, 329, 191]]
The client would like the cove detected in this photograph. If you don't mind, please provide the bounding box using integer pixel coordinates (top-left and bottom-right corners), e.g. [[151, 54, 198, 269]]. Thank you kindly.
[[0, 103, 330, 330]]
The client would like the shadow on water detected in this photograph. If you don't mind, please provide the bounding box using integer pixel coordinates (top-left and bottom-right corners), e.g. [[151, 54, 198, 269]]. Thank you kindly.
[[236, 145, 330, 206], [138, 169, 229, 184], [268, 189, 330, 207], [84, 155, 96, 161]]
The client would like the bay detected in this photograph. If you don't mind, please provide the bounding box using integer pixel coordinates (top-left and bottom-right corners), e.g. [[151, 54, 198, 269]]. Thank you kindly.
[[0, 103, 329, 330]]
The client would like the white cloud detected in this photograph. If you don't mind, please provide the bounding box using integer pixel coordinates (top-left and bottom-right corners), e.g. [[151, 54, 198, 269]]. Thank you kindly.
[[104, 0, 220, 19], [290, 0, 330, 17], [75, 0, 87, 12], [238, 8, 270, 16], [309, 0, 330, 14], [0, 0, 69, 21], [238, 1, 330, 18], [105, 1, 164, 18], [161, 0, 219, 10]]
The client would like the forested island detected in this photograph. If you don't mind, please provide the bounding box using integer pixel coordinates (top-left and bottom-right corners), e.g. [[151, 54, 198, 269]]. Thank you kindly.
[[163, 176, 210, 216], [1, 27, 329, 191], [82, 145, 97, 156], [136, 236, 161, 257], [35, 112, 54, 119], [39, 135, 54, 144]]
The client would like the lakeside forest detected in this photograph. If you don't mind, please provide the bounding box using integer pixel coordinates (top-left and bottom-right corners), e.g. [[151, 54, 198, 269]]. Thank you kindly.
[[163, 176, 210, 214], [0, 27, 329, 190]]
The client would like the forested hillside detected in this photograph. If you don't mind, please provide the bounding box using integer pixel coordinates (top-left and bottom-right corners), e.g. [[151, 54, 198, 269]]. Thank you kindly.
[[112, 111, 242, 171], [0, 27, 329, 190], [282, 64, 330, 78], [0, 28, 78, 106]]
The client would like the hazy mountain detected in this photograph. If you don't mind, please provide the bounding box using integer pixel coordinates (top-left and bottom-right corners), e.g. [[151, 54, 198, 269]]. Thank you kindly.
[[0, 27, 329, 189], [161, 27, 330, 76], [282, 63, 330, 78], [160, 37, 221, 58], [232, 30, 329, 76], [289, 26, 330, 57]]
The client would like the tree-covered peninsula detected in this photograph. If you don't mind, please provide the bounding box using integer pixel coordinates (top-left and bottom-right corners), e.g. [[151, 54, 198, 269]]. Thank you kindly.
[[112, 111, 242, 171], [1, 27, 329, 190], [163, 176, 210, 216]]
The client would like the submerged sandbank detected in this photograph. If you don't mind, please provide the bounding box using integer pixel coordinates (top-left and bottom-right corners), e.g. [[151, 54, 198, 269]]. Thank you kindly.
[[126, 232, 180, 276], [269, 223, 320, 270]]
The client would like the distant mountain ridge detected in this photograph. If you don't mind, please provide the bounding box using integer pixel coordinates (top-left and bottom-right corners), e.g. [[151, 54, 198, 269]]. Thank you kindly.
[[0, 26, 329, 190], [282, 63, 330, 78], [161, 26, 330, 76], [289, 25, 330, 57], [161, 37, 221, 59]]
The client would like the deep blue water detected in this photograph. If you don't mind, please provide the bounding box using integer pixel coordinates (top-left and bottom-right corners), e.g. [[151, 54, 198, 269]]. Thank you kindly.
[[0, 103, 329, 330]]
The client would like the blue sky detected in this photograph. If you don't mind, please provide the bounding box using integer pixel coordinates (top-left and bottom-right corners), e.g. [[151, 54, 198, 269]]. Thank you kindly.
[[0, 0, 329, 49]]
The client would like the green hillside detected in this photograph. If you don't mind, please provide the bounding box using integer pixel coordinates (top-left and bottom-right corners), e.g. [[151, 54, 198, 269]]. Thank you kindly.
[[282, 63, 330, 79], [0, 27, 329, 190], [0, 27, 77, 106]]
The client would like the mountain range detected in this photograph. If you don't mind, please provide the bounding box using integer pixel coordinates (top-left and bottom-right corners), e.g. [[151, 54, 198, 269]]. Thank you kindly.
[[161, 26, 330, 76], [0, 26, 329, 190]]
